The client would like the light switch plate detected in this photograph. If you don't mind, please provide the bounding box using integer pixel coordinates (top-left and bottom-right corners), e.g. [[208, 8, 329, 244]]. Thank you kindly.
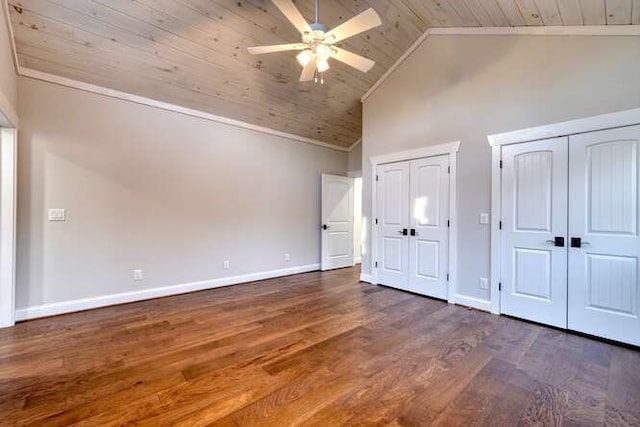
[[479, 277, 489, 290], [48, 208, 66, 221], [479, 213, 489, 225]]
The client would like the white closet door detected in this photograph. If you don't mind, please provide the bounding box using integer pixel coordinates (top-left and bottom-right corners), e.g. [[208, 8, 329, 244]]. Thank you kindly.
[[501, 138, 568, 328], [321, 174, 354, 271], [376, 162, 410, 290], [568, 125, 640, 346], [408, 155, 449, 299]]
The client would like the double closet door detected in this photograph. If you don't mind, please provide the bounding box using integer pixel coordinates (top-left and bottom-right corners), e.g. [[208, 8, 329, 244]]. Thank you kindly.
[[501, 125, 640, 346], [376, 155, 449, 299]]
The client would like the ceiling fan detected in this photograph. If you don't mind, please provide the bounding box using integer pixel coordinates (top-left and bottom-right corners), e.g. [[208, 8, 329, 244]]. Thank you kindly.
[[248, 0, 382, 83]]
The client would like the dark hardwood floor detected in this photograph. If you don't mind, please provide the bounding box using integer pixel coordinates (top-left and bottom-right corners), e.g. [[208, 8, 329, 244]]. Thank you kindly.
[[1, 267, 639, 426]]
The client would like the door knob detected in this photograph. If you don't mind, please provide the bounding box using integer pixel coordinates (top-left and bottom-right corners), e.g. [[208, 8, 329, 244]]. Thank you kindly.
[[410, 229, 417, 236], [571, 237, 590, 248], [546, 237, 565, 247], [322, 224, 330, 230], [397, 228, 408, 236]]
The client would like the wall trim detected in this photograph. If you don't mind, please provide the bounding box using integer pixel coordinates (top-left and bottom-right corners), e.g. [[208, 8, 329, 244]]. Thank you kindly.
[[487, 107, 640, 146], [370, 141, 460, 165], [362, 26, 640, 102], [454, 295, 491, 312], [370, 140, 460, 305], [348, 138, 362, 152], [360, 273, 373, 284], [15, 263, 320, 321], [18, 68, 349, 153], [0, 129, 17, 328]]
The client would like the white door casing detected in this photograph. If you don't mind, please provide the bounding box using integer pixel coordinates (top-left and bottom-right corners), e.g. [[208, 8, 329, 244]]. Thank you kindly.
[[568, 125, 640, 346], [376, 161, 411, 289], [408, 155, 450, 299], [501, 137, 569, 328], [321, 174, 354, 271]]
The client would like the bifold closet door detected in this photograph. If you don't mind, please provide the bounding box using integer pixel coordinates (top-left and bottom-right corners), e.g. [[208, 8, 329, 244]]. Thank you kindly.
[[501, 138, 569, 328], [376, 161, 410, 290], [408, 156, 449, 299], [568, 125, 640, 346]]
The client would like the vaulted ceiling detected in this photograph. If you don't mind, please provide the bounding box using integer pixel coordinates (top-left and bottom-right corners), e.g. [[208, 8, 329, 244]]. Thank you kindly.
[[7, 0, 640, 148]]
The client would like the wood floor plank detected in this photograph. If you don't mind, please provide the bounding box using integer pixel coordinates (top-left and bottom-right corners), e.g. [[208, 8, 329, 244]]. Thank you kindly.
[[0, 266, 637, 425]]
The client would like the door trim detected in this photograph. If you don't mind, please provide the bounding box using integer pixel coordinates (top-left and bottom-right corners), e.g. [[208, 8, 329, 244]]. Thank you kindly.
[[488, 108, 640, 315], [0, 128, 17, 328], [370, 141, 460, 304]]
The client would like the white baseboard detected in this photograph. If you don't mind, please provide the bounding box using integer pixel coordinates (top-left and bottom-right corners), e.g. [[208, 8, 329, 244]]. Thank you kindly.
[[354, 257, 362, 264], [454, 295, 491, 312], [15, 264, 320, 321], [360, 273, 374, 284]]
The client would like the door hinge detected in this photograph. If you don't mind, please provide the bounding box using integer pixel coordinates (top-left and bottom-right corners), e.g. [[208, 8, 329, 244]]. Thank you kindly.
[[447, 166, 451, 174], [447, 220, 450, 228], [498, 282, 502, 291], [446, 273, 449, 282], [499, 221, 502, 230], [375, 261, 378, 268], [376, 174, 379, 181], [375, 218, 378, 225], [499, 160, 503, 169]]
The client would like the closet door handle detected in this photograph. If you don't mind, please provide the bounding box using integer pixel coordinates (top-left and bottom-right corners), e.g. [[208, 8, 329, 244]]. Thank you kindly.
[[571, 237, 590, 248], [397, 229, 408, 236], [546, 237, 564, 247], [410, 229, 417, 236]]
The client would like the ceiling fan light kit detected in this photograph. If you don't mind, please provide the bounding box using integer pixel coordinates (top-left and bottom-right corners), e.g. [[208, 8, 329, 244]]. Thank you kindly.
[[248, 0, 381, 83]]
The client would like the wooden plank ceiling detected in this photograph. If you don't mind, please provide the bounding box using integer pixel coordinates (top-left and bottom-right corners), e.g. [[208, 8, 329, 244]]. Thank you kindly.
[[7, 0, 640, 148]]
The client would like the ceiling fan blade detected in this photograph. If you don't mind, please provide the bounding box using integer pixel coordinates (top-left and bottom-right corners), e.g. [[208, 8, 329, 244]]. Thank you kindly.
[[247, 43, 306, 54], [300, 54, 317, 82], [331, 47, 375, 73], [325, 8, 381, 43], [272, 0, 312, 34]]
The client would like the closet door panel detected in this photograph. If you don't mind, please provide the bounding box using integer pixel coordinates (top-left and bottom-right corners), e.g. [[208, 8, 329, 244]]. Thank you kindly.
[[376, 162, 411, 290], [408, 155, 449, 299], [501, 137, 569, 328], [568, 125, 640, 346]]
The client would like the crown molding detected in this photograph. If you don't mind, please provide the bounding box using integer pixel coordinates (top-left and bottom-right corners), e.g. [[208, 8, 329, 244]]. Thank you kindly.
[[362, 25, 640, 103], [347, 138, 362, 152]]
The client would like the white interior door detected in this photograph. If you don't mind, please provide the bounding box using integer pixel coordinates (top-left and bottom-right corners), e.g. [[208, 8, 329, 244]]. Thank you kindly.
[[501, 138, 569, 328], [568, 125, 640, 346], [321, 174, 354, 271], [376, 162, 410, 290], [408, 156, 449, 299]]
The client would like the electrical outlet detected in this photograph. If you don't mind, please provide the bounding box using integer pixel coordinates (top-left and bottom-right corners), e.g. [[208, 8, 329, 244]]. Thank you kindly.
[[223, 260, 230, 270], [133, 269, 143, 281], [284, 253, 291, 262], [479, 277, 489, 290]]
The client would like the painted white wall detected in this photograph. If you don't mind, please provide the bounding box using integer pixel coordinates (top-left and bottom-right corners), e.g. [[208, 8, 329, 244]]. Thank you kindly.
[[16, 76, 347, 310], [0, 3, 17, 126], [362, 34, 640, 303]]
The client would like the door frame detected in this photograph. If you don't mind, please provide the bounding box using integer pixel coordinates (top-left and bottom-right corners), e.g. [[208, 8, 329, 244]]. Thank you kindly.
[[488, 107, 640, 315], [0, 128, 17, 328], [370, 140, 460, 304]]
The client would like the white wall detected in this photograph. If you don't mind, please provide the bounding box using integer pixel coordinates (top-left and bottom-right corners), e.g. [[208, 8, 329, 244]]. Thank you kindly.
[[17, 76, 347, 310], [0, 4, 17, 126], [363, 34, 640, 303]]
